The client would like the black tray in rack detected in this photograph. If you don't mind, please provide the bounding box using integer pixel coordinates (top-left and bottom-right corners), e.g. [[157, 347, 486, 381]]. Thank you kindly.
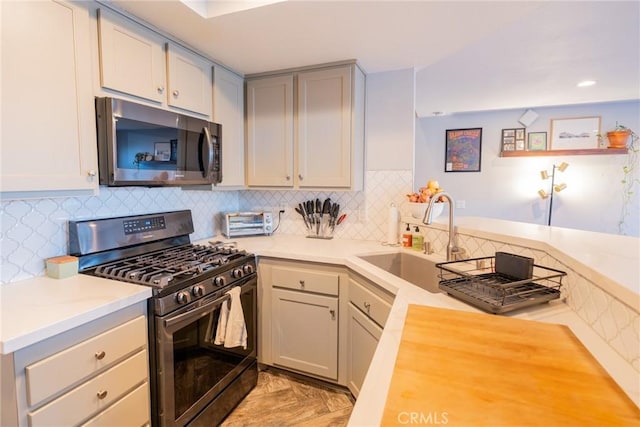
[[436, 256, 567, 314]]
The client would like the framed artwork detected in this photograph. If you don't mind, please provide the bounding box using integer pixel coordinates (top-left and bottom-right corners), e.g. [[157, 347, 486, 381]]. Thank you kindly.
[[445, 128, 482, 172], [154, 142, 171, 161], [527, 132, 547, 151], [550, 116, 600, 150], [502, 128, 526, 151]]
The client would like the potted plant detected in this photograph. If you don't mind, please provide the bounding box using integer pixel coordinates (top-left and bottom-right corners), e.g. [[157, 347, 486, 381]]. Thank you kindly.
[[613, 124, 639, 234], [606, 123, 634, 148]]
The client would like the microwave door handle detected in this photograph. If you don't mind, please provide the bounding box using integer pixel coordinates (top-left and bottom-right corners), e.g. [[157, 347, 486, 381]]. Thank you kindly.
[[200, 126, 214, 177]]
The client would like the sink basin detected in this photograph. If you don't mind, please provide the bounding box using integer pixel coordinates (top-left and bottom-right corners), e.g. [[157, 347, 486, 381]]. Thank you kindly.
[[358, 252, 443, 293]]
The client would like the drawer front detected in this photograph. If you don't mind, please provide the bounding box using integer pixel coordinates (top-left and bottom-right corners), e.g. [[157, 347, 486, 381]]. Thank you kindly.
[[348, 278, 391, 327], [26, 315, 146, 407], [272, 266, 339, 296], [28, 349, 148, 426], [81, 381, 150, 427]]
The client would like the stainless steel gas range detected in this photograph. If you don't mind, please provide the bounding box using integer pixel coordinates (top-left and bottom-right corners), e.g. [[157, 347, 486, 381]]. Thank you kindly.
[[69, 210, 257, 427]]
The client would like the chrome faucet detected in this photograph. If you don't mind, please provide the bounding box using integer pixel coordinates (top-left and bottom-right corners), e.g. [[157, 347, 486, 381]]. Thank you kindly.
[[422, 192, 461, 261]]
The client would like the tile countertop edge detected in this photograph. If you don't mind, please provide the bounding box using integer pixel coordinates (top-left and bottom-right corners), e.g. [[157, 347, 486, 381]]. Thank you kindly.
[[0, 275, 152, 355]]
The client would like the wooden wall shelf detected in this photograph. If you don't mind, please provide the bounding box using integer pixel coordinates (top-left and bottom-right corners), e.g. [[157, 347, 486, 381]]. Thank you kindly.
[[500, 148, 628, 157]]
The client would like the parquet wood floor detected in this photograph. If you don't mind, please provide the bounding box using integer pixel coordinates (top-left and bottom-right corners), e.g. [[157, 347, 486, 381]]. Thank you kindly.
[[220, 368, 354, 426]]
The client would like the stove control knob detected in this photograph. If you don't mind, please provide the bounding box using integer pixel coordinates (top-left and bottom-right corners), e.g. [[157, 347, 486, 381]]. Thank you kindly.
[[214, 276, 226, 287], [191, 285, 205, 297], [232, 268, 244, 278], [176, 291, 190, 305], [243, 264, 254, 275]]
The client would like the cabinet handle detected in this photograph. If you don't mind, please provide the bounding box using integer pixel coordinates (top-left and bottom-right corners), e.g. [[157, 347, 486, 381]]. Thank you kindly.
[[157, 86, 165, 94], [87, 170, 96, 178], [286, 175, 291, 181], [96, 390, 108, 400], [173, 90, 180, 97], [364, 302, 371, 313], [299, 280, 305, 288], [329, 309, 336, 320], [94, 350, 106, 360], [298, 174, 304, 180]]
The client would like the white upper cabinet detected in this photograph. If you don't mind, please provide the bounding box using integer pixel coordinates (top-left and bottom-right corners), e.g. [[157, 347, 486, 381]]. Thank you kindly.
[[213, 66, 246, 187], [166, 42, 213, 116], [97, 8, 213, 117], [1, 0, 98, 195], [246, 75, 295, 187], [97, 7, 166, 104], [245, 62, 364, 190]]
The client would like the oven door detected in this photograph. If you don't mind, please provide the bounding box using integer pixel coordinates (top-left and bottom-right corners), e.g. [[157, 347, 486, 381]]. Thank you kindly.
[[154, 276, 256, 427]]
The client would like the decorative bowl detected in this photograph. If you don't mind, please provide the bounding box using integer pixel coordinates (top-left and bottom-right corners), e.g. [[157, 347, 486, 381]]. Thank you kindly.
[[409, 202, 444, 219]]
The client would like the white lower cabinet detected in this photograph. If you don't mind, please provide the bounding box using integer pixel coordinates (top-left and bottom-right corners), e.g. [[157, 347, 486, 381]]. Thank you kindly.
[[346, 276, 394, 397], [1, 303, 150, 427]]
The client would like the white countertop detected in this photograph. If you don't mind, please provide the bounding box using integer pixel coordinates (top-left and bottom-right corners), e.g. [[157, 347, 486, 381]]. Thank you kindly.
[[0, 274, 151, 354], [1, 217, 637, 424], [203, 219, 640, 424]]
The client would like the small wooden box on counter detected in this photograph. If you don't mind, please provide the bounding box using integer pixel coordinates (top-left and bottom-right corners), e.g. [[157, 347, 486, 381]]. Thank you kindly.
[[45, 256, 78, 279]]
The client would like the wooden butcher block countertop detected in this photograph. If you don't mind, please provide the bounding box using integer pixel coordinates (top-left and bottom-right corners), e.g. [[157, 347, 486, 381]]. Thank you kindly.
[[382, 305, 639, 426]]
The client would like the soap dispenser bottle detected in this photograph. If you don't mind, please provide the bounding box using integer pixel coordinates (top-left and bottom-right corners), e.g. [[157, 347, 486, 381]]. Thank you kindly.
[[402, 224, 412, 248], [412, 226, 424, 251]]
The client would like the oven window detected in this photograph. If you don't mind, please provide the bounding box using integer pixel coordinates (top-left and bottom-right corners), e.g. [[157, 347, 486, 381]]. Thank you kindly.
[[172, 288, 255, 419]]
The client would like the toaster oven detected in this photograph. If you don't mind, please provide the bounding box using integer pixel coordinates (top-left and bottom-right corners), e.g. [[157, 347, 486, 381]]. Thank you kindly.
[[223, 212, 273, 238]]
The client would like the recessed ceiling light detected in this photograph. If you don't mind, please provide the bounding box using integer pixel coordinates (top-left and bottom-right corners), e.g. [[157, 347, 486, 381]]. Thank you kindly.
[[577, 80, 596, 87]]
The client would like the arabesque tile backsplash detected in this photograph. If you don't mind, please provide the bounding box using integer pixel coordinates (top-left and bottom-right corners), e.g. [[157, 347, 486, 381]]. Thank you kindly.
[[0, 170, 412, 284], [1, 170, 637, 372]]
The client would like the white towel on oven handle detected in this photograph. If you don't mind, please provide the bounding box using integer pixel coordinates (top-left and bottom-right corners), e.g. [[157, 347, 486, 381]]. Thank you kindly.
[[214, 286, 247, 349]]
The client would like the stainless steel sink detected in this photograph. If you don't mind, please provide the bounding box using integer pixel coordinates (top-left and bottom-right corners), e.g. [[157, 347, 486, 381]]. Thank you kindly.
[[358, 252, 443, 293]]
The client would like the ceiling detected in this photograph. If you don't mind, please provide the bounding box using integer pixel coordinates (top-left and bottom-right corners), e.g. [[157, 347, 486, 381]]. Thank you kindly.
[[105, 0, 640, 116]]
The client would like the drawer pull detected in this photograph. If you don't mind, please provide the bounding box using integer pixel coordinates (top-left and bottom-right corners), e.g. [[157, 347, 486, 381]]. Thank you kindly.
[[364, 302, 371, 313], [329, 309, 336, 320], [94, 350, 106, 360], [299, 280, 305, 288], [96, 390, 108, 400]]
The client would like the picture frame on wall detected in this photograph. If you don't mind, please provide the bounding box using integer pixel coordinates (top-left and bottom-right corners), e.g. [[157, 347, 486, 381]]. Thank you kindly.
[[527, 132, 547, 151], [550, 116, 600, 150], [501, 128, 526, 151], [445, 128, 482, 172]]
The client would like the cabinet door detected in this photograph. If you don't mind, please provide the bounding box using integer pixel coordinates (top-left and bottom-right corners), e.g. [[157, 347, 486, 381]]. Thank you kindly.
[[271, 288, 338, 379], [97, 7, 166, 103], [213, 66, 245, 187], [297, 66, 352, 188], [246, 75, 294, 187], [167, 42, 213, 116], [1, 0, 98, 194], [347, 303, 382, 397]]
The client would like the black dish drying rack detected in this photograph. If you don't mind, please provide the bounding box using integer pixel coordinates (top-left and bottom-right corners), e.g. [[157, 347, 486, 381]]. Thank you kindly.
[[436, 254, 567, 314]]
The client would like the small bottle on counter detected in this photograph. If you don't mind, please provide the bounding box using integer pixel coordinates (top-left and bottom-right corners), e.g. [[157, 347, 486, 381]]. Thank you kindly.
[[412, 226, 424, 251], [402, 224, 412, 247]]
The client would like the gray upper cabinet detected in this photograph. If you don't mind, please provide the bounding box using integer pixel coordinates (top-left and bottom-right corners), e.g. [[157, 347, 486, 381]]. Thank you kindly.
[[246, 62, 365, 190], [97, 8, 213, 117], [1, 0, 98, 195]]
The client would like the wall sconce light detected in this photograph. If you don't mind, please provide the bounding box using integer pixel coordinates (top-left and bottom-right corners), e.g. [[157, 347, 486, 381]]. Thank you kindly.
[[538, 162, 569, 226]]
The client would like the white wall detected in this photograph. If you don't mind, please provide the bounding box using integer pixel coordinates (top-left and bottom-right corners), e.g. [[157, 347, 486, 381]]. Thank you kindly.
[[365, 68, 415, 171], [415, 100, 640, 236]]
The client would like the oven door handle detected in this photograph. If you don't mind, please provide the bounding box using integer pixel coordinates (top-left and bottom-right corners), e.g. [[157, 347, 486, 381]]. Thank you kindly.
[[164, 293, 230, 331]]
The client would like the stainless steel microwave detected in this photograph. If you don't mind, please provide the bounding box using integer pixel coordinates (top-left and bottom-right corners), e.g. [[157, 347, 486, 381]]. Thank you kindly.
[[95, 97, 222, 187]]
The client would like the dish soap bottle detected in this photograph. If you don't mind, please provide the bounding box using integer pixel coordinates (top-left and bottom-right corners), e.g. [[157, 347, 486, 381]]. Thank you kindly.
[[412, 226, 424, 251], [402, 224, 412, 248]]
